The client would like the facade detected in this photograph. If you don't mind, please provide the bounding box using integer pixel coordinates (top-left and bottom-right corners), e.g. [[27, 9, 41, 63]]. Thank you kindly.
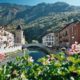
[[0, 26, 14, 49], [69, 19, 80, 46], [42, 33, 55, 45], [15, 25, 25, 44], [59, 24, 70, 47], [54, 32, 59, 46]]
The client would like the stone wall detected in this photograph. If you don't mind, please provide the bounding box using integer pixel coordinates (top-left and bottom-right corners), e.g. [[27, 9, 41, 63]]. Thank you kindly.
[[0, 45, 22, 53]]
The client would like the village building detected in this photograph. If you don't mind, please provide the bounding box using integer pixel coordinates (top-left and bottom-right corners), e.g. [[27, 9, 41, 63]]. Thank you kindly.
[[0, 26, 14, 49], [54, 19, 80, 47], [58, 24, 70, 47], [42, 33, 55, 46], [68, 19, 80, 45]]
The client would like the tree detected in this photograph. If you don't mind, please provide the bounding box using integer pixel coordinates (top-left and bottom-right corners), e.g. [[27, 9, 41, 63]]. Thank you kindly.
[[31, 40, 39, 44], [25, 41, 28, 44]]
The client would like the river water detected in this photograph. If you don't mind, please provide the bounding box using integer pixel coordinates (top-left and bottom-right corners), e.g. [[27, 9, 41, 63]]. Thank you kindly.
[[0, 47, 47, 66]]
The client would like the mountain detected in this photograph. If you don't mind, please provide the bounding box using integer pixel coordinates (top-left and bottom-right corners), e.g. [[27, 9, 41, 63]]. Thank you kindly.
[[0, 2, 80, 42]]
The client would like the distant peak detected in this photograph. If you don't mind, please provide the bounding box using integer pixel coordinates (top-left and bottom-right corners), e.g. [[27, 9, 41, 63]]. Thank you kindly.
[[53, 2, 69, 5]]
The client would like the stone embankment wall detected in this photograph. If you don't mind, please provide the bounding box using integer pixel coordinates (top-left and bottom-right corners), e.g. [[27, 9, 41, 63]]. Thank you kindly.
[[0, 46, 22, 53]]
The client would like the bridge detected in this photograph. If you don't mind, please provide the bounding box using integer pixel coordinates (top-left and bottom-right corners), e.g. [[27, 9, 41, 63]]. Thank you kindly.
[[22, 44, 49, 52]]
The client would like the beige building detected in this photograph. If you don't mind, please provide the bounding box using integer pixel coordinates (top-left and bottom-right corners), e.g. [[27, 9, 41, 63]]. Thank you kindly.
[[15, 25, 25, 44], [54, 32, 59, 46], [55, 23, 70, 47]]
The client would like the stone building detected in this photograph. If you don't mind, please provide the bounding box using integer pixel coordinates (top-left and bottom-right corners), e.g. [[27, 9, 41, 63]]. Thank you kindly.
[[15, 25, 25, 44]]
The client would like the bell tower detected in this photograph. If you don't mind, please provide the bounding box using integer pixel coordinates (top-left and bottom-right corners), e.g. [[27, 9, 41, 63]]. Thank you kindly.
[[15, 25, 25, 44]]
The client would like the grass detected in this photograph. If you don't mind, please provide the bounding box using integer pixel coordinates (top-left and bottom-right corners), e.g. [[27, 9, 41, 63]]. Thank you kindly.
[[4, 50, 22, 55]]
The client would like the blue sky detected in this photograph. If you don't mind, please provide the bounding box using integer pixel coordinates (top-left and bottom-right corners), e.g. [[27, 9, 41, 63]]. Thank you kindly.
[[0, 0, 80, 6]]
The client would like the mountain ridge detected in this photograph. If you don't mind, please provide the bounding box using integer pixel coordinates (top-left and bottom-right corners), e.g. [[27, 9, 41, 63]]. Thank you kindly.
[[0, 2, 80, 42]]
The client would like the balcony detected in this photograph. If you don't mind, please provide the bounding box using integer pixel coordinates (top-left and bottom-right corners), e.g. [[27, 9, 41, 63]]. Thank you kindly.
[[59, 36, 62, 38], [59, 41, 62, 43], [65, 33, 68, 36], [63, 39, 69, 42]]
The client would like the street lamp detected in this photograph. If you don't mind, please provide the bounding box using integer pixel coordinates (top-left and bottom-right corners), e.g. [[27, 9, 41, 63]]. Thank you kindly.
[[72, 35, 74, 44]]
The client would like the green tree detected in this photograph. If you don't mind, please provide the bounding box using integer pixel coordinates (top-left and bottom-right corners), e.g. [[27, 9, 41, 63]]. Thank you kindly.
[[31, 40, 39, 44], [25, 41, 28, 44]]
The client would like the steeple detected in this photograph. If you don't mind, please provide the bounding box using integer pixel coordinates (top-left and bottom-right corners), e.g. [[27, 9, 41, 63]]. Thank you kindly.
[[16, 25, 22, 30]]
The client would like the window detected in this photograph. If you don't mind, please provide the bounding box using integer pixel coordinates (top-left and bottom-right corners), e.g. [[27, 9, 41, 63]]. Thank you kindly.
[[46, 39, 48, 41], [49, 39, 51, 41], [17, 37, 19, 39], [52, 39, 54, 41]]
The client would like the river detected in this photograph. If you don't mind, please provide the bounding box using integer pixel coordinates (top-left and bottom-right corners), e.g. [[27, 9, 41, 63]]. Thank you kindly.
[[0, 47, 47, 66]]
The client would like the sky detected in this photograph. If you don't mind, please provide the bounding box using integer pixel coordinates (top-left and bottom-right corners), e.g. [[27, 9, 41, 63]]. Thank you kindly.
[[0, 0, 80, 6]]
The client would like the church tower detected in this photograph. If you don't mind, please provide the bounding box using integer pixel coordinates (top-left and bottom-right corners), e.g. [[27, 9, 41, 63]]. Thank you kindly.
[[15, 25, 25, 44]]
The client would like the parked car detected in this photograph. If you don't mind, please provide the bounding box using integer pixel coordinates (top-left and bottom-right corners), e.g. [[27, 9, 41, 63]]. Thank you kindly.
[[48, 45, 52, 47]]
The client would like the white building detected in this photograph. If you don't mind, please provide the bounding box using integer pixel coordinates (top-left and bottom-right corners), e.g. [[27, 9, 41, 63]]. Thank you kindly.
[[0, 26, 14, 49], [42, 33, 55, 46]]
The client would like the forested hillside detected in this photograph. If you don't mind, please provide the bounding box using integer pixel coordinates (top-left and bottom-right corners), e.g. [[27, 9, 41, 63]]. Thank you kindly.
[[0, 2, 80, 43]]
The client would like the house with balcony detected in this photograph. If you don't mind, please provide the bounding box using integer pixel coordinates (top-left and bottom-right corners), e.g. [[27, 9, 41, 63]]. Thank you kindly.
[[58, 23, 70, 47], [42, 33, 55, 46], [0, 26, 14, 49], [54, 19, 80, 47]]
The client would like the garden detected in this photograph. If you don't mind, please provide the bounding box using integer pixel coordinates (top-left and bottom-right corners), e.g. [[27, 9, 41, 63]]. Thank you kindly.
[[0, 41, 80, 80]]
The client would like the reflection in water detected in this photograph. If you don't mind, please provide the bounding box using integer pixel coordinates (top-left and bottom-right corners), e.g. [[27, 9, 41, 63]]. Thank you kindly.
[[25, 48, 46, 64]]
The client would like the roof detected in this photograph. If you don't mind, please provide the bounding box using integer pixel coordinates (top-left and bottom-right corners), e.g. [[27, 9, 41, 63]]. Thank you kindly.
[[16, 25, 22, 30], [43, 33, 54, 38], [46, 33, 54, 36], [59, 19, 80, 32]]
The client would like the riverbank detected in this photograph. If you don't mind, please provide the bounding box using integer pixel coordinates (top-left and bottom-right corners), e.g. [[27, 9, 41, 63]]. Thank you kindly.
[[0, 47, 47, 66], [46, 47, 69, 57], [0, 49, 26, 66]]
